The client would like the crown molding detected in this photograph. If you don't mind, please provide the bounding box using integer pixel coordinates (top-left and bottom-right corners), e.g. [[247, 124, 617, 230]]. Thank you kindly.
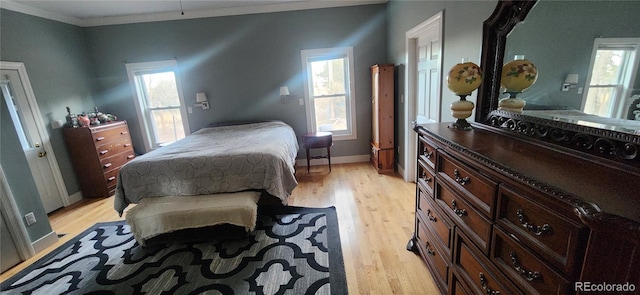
[[1, 0, 386, 27], [0, 1, 85, 26]]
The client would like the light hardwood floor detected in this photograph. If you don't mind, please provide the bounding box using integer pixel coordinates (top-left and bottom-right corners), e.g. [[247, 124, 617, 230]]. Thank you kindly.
[[1, 162, 438, 294]]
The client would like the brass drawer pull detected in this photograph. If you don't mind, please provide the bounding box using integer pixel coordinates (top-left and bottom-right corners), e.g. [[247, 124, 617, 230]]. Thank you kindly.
[[479, 273, 500, 295], [425, 241, 436, 256], [103, 163, 112, 169], [422, 147, 433, 159], [516, 209, 552, 236], [99, 150, 109, 155], [124, 143, 131, 147], [120, 131, 128, 135], [453, 169, 470, 185], [510, 251, 541, 282], [127, 155, 134, 159], [107, 176, 116, 181], [96, 136, 105, 141], [427, 209, 437, 222], [421, 171, 432, 182], [451, 200, 467, 217]]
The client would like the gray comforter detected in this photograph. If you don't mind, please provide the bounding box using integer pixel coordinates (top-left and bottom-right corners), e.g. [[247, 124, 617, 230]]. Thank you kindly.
[[114, 121, 298, 215]]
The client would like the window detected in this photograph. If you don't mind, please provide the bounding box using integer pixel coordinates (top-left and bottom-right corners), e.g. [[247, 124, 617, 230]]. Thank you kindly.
[[125, 60, 190, 152], [301, 47, 357, 140], [1, 82, 30, 150], [582, 38, 640, 118]]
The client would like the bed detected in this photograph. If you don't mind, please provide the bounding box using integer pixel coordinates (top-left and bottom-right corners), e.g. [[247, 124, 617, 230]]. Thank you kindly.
[[114, 120, 299, 215]]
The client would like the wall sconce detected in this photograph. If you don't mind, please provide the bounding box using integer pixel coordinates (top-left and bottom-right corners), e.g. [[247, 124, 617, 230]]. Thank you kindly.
[[562, 74, 579, 91], [194, 92, 209, 109], [280, 86, 290, 104]]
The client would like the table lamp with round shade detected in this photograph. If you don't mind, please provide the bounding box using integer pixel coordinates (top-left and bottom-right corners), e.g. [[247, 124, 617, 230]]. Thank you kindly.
[[499, 55, 538, 113], [446, 59, 482, 130]]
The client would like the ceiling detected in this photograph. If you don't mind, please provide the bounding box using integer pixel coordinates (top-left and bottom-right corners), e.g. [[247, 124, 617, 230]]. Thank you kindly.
[[1, 0, 385, 27]]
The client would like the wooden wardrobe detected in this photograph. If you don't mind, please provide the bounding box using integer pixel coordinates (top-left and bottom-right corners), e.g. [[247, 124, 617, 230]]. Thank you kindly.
[[370, 64, 394, 173]]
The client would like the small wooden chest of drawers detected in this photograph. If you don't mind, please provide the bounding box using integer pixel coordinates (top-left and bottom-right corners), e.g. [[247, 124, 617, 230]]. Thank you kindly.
[[63, 121, 135, 198]]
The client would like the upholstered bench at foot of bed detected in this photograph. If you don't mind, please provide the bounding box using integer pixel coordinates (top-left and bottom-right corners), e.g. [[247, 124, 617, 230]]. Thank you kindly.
[[125, 191, 261, 246]]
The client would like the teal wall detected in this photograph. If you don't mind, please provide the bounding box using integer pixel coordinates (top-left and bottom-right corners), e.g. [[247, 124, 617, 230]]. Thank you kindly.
[[85, 5, 388, 157], [1, 9, 96, 240], [1, 97, 52, 240], [0, 2, 503, 244], [0, 0, 516, 245], [505, 0, 640, 109], [4, 0, 639, 255], [386, 0, 496, 170], [0, 4, 387, 244], [1, 9, 97, 195]]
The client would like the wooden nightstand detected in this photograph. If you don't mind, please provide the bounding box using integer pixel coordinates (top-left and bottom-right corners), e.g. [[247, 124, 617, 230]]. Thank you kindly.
[[302, 132, 333, 173]]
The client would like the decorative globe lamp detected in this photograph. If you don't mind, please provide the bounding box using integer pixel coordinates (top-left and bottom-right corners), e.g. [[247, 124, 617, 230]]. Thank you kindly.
[[447, 59, 482, 130], [499, 55, 538, 113]]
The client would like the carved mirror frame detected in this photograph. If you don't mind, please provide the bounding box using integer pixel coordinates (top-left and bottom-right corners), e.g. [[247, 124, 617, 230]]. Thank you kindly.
[[475, 0, 640, 168]]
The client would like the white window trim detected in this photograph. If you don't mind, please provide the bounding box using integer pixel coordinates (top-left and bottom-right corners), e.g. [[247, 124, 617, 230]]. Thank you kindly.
[[125, 60, 191, 153], [582, 38, 640, 118], [301, 47, 357, 140]]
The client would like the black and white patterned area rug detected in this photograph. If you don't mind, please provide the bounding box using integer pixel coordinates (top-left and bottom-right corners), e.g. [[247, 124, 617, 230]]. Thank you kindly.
[[1, 206, 347, 294]]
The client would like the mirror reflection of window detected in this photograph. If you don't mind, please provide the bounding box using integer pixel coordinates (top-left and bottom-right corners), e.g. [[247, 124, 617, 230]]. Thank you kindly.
[[583, 38, 640, 118]]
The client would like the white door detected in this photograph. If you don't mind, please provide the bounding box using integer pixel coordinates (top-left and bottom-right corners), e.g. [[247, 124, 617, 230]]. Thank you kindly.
[[1, 62, 67, 213], [404, 11, 443, 182], [416, 25, 442, 124], [1, 211, 21, 272]]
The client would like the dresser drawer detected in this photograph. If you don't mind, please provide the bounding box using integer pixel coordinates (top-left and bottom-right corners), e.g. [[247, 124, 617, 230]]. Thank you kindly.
[[92, 124, 130, 146], [454, 231, 522, 295], [417, 160, 435, 194], [438, 153, 497, 218], [491, 227, 572, 295], [370, 144, 393, 172], [104, 169, 119, 189], [416, 221, 450, 293], [100, 152, 135, 173], [96, 139, 133, 160], [436, 180, 492, 254], [418, 136, 437, 170], [417, 190, 453, 251], [450, 273, 473, 295], [496, 186, 588, 276]]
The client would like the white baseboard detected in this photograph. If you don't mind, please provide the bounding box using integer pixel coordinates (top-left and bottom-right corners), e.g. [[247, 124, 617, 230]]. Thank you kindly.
[[32, 230, 58, 254], [33, 191, 89, 254], [295, 154, 369, 166], [397, 164, 406, 180], [67, 191, 83, 205]]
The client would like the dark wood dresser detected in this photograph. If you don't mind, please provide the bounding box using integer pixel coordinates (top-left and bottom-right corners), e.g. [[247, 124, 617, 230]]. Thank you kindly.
[[63, 121, 135, 198], [409, 122, 639, 294]]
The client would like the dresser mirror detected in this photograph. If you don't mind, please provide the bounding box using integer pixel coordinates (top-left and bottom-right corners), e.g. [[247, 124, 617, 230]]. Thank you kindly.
[[475, 0, 640, 167]]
